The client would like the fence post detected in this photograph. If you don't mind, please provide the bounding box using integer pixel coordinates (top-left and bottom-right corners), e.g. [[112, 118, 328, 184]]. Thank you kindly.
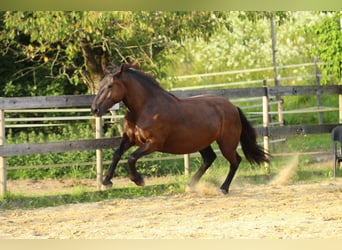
[[339, 95, 342, 124], [0, 109, 6, 196], [315, 57, 323, 124], [270, 15, 284, 126], [184, 154, 190, 175], [95, 117, 103, 190], [262, 81, 271, 174]]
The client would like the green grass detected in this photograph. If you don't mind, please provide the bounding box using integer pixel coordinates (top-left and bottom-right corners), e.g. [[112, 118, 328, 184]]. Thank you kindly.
[[0, 181, 185, 210]]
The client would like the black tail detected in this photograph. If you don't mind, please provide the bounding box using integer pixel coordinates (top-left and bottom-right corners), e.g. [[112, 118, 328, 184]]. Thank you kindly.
[[237, 107, 270, 165]]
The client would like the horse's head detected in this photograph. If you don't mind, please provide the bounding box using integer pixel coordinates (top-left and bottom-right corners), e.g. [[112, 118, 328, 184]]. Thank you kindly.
[[91, 64, 129, 116]]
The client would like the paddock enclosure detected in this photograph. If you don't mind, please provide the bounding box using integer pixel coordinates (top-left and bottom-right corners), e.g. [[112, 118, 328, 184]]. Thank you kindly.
[[1, 64, 342, 239], [1, 83, 342, 195], [1, 177, 342, 239]]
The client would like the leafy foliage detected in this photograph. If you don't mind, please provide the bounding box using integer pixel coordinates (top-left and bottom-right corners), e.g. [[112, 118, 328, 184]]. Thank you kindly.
[[0, 11, 226, 95], [308, 12, 342, 83], [1, 11, 340, 96], [166, 12, 327, 88]]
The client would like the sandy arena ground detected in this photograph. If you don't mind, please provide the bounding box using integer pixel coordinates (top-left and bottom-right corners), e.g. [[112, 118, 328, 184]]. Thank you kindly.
[[1, 175, 342, 239]]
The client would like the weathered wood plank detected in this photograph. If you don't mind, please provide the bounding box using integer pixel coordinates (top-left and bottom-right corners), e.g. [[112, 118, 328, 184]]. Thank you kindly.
[[0, 137, 121, 157], [171, 87, 265, 98], [255, 124, 338, 137], [269, 124, 338, 136], [268, 85, 342, 97], [0, 95, 95, 110], [2, 124, 335, 157]]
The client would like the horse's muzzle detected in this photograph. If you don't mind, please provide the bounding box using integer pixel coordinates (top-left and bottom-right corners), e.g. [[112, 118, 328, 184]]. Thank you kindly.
[[91, 105, 101, 116]]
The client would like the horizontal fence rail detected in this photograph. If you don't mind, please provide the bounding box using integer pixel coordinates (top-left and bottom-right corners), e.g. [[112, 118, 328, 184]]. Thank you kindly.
[[1, 84, 342, 195], [2, 85, 342, 110], [172, 85, 342, 99], [170, 62, 325, 81], [255, 124, 339, 137], [0, 137, 121, 157], [0, 95, 95, 110], [5, 138, 288, 171]]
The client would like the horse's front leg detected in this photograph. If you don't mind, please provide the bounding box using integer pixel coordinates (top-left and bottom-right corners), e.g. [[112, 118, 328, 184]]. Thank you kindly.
[[127, 142, 157, 186], [103, 134, 134, 187]]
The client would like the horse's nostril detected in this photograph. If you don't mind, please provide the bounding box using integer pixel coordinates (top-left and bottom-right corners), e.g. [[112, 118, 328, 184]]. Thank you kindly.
[[91, 106, 98, 114]]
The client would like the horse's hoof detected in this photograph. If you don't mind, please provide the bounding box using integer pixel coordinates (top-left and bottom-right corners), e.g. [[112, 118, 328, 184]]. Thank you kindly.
[[102, 179, 113, 187], [133, 174, 145, 187], [220, 188, 229, 195], [135, 179, 145, 187], [101, 184, 112, 191]]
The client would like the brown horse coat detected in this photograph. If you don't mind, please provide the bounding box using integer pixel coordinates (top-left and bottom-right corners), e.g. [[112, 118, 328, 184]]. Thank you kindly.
[[124, 94, 241, 154]]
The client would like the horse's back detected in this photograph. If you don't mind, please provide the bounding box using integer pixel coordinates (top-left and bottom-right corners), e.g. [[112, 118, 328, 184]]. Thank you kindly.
[[157, 94, 241, 154], [181, 94, 238, 118]]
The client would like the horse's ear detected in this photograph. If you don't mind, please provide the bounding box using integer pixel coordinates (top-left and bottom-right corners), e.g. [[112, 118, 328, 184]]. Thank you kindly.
[[128, 61, 140, 69], [118, 62, 137, 75], [119, 63, 126, 74]]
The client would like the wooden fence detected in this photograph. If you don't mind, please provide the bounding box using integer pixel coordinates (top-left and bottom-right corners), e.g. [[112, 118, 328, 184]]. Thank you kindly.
[[1, 84, 342, 195]]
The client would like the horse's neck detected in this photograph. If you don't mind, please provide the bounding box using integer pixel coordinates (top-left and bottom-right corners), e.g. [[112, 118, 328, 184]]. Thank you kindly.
[[123, 78, 173, 116], [122, 78, 155, 114]]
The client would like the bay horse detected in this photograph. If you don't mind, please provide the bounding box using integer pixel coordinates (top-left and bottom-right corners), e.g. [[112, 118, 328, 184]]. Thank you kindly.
[[91, 63, 270, 194]]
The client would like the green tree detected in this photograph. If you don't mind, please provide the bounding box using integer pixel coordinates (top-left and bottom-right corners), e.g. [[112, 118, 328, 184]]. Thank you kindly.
[[0, 11, 225, 95], [309, 12, 342, 83]]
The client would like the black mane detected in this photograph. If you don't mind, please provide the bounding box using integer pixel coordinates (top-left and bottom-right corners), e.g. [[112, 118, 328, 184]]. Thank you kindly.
[[126, 68, 165, 91], [106, 63, 177, 98], [128, 67, 181, 101]]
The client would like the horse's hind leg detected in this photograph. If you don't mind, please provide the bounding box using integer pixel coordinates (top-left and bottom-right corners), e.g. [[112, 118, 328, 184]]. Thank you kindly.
[[217, 137, 241, 194], [217, 140, 242, 194], [188, 146, 217, 187]]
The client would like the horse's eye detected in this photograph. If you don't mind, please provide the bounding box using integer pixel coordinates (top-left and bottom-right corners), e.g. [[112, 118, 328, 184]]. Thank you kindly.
[[108, 85, 113, 89]]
